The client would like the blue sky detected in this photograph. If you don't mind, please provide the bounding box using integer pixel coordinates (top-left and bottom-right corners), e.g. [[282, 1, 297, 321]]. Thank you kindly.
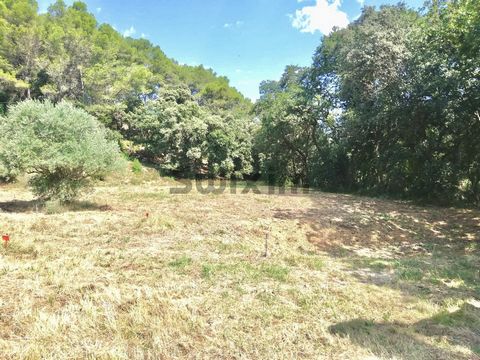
[[38, 0, 424, 100]]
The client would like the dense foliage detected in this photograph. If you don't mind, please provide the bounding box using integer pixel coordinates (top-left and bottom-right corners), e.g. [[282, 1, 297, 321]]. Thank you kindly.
[[255, 0, 480, 206], [1, 0, 478, 206], [0, 0, 253, 178], [0, 0, 251, 116], [126, 87, 253, 178], [0, 100, 122, 201]]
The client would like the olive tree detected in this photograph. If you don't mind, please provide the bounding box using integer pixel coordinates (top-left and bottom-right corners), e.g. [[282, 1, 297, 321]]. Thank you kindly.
[[0, 100, 123, 201]]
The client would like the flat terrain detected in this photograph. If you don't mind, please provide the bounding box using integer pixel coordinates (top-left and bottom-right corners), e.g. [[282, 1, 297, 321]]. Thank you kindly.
[[0, 172, 479, 359]]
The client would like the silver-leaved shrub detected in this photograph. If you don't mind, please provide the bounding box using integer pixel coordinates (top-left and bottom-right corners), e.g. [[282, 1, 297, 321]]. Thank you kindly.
[[0, 100, 123, 202]]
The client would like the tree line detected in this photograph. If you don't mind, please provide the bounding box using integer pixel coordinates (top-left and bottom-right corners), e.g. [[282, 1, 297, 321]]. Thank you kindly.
[[255, 0, 479, 206], [1, 0, 479, 206], [0, 0, 249, 114], [0, 0, 254, 188]]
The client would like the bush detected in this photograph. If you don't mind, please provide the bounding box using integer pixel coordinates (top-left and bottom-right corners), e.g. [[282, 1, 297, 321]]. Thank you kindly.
[[0, 100, 123, 201], [131, 159, 143, 174], [0, 161, 18, 183]]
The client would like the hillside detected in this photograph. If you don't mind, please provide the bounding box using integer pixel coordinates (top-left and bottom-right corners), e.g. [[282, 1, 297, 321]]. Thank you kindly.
[[0, 0, 250, 114]]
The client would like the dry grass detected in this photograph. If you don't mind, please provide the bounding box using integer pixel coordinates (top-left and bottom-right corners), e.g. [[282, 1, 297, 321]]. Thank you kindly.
[[0, 171, 479, 359]]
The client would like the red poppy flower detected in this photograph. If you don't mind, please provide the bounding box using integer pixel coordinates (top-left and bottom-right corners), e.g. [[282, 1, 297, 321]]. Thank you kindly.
[[2, 234, 9, 242]]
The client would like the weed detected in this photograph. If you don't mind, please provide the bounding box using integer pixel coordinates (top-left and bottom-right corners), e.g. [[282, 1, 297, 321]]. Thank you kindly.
[[168, 256, 192, 269]]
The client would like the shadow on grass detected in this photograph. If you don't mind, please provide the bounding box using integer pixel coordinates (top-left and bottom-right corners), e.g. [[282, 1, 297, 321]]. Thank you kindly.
[[274, 192, 479, 250], [329, 303, 480, 359], [0, 199, 112, 214], [271, 191, 480, 357], [273, 192, 480, 301]]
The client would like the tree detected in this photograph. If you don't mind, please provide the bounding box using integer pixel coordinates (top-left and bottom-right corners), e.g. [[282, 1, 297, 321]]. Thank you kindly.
[[310, 5, 420, 194], [127, 86, 253, 178], [0, 0, 251, 124], [0, 100, 122, 201], [255, 66, 332, 187], [0, 0, 39, 104], [409, 0, 480, 204], [255, 1, 479, 206]]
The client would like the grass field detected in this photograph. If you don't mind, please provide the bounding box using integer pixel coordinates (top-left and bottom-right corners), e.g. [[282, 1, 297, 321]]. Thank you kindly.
[[0, 170, 479, 359]]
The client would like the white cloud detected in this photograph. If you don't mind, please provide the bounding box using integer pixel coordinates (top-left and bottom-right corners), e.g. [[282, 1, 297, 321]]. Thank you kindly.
[[96, 7, 102, 13], [141, 33, 147, 39], [356, 0, 365, 5], [291, 0, 349, 35], [224, 20, 244, 29], [123, 26, 136, 37]]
